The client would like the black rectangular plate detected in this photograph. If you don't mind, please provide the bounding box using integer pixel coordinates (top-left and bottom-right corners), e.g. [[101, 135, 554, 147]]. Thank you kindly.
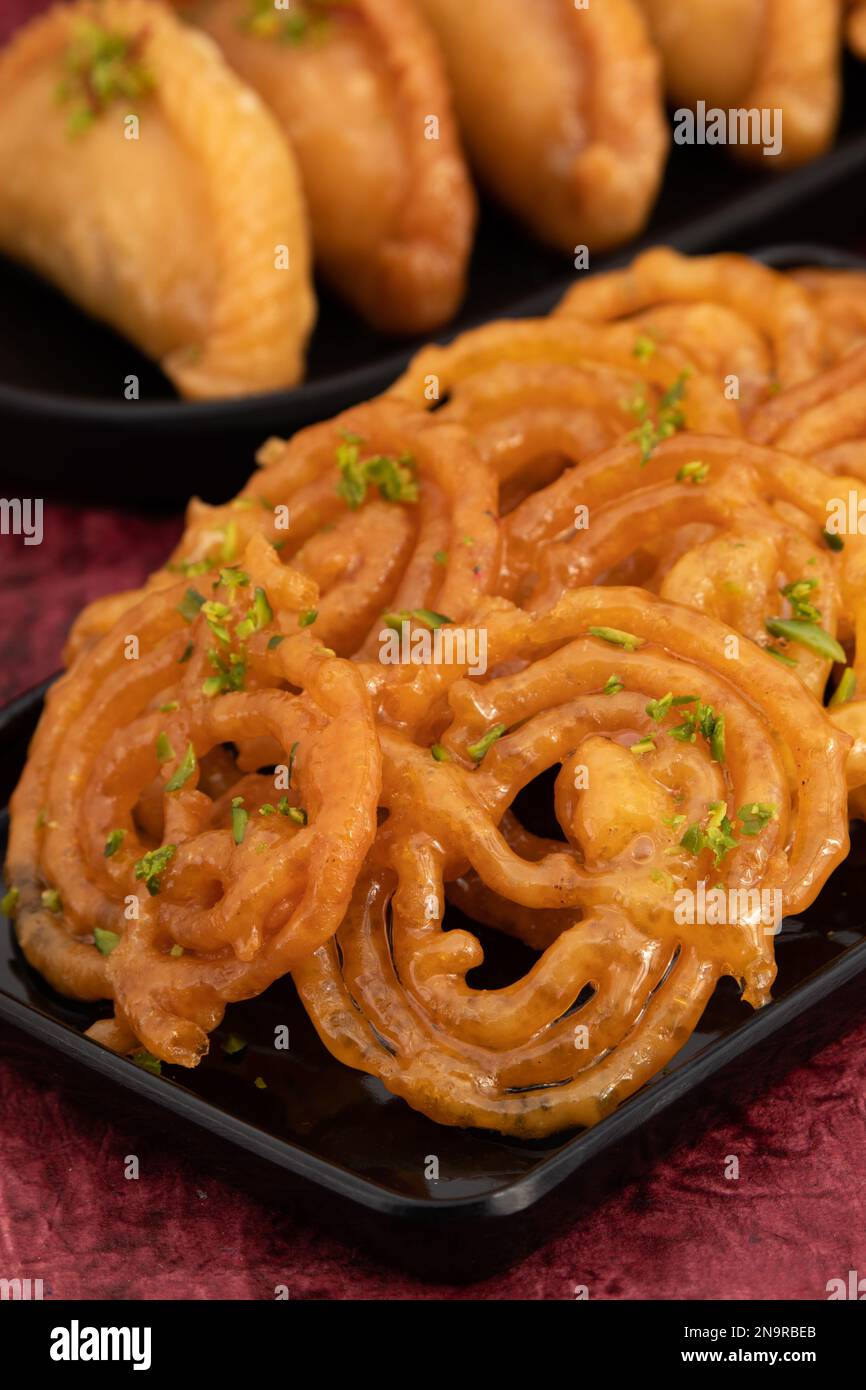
[[3, 50, 866, 504], [4, 243, 866, 1282], [3, 675, 866, 1279]]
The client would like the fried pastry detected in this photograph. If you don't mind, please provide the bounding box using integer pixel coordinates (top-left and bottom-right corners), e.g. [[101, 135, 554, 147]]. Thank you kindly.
[[414, 0, 668, 252], [637, 0, 841, 167], [175, 0, 475, 333], [0, 0, 316, 398]]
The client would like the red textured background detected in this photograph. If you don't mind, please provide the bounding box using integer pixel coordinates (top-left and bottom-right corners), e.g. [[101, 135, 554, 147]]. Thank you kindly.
[[1, 0, 865, 1301]]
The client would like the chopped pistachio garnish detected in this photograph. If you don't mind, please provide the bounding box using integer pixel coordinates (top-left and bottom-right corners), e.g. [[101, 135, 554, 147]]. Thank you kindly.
[[231, 796, 248, 845], [737, 803, 778, 836], [132, 1049, 162, 1076], [159, 701, 179, 714], [202, 650, 246, 697], [633, 334, 656, 362], [781, 576, 821, 623], [433, 550, 449, 566], [104, 829, 126, 858], [236, 587, 273, 641], [627, 372, 689, 465], [287, 741, 299, 788], [676, 460, 709, 485], [383, 608, 453, 631], [765, 618, 845, 665], [57, 20, 154, 137], [222, 1033, 248, 1056], [630, 736, 656, 756], [41, 888, 62, 914], [670, 699, 725, 763], [169, 944, 184, 958], [134, 844, 177, 896], [298, 609, 318, 627], [588, 626, 641, 651], [679, 801, 738, 867], [603, 674, 624, 695], [467, 723, 506, 763], [767, 645, 798, 668], [1, 887, 20, 918], [165, 742, 197, 794], [829, 667, 857, 707], [431, 743, 451, 762], [178, 587, 206, 623], [155, 732, 175, 764], [201, 599, 232, 645], [822, 528, 844, 552], [178, 641, 194, 664], [167, 558, 211, 579], [254, 1075, 267, 1090], [241, 0, 328, 43], [645, 692, 673, 722], [336, 436, 418, 509], [284, 805, 307, 826], [94, 927, 120, 956], [267, 634, 286, 650], [218, 567, 249, 590]]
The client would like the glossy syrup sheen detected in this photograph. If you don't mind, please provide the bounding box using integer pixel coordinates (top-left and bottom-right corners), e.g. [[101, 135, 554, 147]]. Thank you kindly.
[[1, 802, 864, 1204]]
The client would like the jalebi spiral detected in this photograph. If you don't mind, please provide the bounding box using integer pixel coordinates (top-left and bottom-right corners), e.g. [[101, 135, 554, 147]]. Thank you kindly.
[[6, 248, 866, 1136]]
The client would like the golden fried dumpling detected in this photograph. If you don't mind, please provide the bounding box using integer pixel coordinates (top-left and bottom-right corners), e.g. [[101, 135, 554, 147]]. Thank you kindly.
[[0, 0, 316, 398], [176, 0, 476, 334], [414, 0, 668, 253], [847, 0, 866, 58], [638, 0, 841, 167]]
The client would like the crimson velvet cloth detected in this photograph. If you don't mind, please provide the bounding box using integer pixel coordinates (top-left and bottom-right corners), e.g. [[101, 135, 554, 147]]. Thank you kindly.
[[2, 0, 866, 1303]]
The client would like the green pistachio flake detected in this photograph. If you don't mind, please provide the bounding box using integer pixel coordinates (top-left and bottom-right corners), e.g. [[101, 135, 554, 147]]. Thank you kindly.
[[231, 796, 248, 845], [132, 1049, 162, 1076], [134, 844, 177, 896], [1, 887, 20, 918], [93, 927, 120, 956], [829, 667, 857, 707], [467, 723, 506, 763], [645, 692, 673, 722], [781, 576, 821, 623], [431, 743, 452, 762], [178, 587, 206, 623], [41, 888, 62, 914], [588, 626, 641, 651], [676, 460, 709, 484], [104, 829, 126, 858], [58, 20, 154, 137], [765, 618, 845, 665], [336, 437, 419, 509], [155, 732, 175, 764], [737, 803, 778, 836], [165, 742, 197, 794], [679, 801, 738, 867], [603, 675, 624, 695]]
